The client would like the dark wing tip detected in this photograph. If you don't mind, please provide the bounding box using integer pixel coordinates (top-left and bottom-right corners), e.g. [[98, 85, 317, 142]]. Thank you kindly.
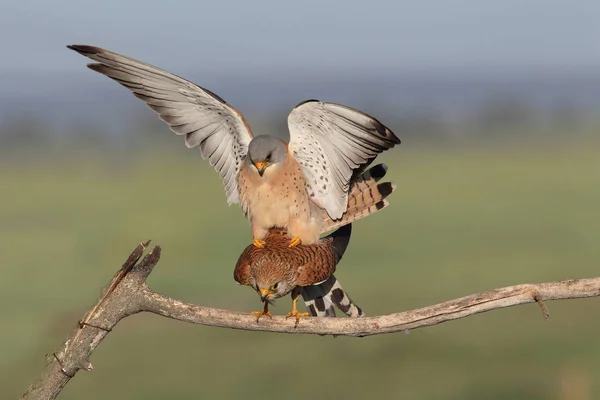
[[327, 101, 401, 146], [67, 44, 104, 55], [203, 87, 228, 104], [367, 163, 388, 182], [326, 223, 352, 260], [87, 63, 106, 73], [377, 181, 395, 199], [371, 117, 401, 145], [294, 99, 320, 109]]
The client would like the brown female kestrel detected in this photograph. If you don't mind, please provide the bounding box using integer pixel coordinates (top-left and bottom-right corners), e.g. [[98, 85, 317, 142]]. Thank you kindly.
[[234, 223, 362, 326], [68, 45, 400, 248]]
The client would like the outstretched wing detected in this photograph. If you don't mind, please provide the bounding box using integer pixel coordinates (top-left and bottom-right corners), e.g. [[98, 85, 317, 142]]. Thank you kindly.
[[67, 45, 253, 205], [287, 100, 400, 219]]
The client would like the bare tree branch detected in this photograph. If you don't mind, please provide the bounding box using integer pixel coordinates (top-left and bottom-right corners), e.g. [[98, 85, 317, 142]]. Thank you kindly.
[[21, 242, 600, 400]]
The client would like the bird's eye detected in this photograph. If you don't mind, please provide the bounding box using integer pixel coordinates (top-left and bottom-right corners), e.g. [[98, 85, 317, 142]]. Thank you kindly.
[[265, 153, 272, 162], [273, 282, 279, 290]]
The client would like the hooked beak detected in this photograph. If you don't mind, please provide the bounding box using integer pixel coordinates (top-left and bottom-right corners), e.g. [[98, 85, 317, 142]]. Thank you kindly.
[[259, 288, 273, 302], [254, 161, 267, 177]]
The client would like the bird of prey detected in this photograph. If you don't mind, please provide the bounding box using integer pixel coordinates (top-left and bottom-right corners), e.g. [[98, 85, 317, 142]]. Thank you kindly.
[[234, 161, 393, 323], [68, 45, 400, 248], [234, 223, 362, 326]]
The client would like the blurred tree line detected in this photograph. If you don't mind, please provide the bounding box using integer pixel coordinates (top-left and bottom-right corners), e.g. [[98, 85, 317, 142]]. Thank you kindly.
[[0, 96, 598, 158]]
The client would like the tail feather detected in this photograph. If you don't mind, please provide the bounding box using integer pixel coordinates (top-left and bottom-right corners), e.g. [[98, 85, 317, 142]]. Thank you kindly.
[[301, 275, 364, 318], [301, 281, 337, 317], [348, 163, 388, 196], [321, 163, 395, 233], [322, 199, 391, 232]]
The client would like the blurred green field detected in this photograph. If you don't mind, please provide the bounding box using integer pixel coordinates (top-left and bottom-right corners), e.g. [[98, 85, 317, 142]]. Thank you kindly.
[[2, 139, 600, 399]]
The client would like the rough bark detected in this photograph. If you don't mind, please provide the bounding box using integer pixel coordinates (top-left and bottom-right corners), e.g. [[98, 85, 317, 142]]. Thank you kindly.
[[20, 242, 600, 400]]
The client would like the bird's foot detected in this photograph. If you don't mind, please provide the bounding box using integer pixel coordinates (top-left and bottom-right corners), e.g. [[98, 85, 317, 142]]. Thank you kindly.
[[253, 239, 267, 248], [286, 309, 309, 328], [288, 237, 302, 248], [251, 309, 272, 323]]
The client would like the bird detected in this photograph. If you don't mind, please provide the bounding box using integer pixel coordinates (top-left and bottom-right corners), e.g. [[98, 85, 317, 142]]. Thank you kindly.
[[235, 161, 392, 323], [67, 45, 400, 248], [234, 223, 362, 326]]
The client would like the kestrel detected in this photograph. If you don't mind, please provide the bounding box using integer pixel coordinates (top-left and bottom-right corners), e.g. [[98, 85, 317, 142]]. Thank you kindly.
[[234, 223, 363, 326], [234, 160, 394, 324], [68, 45, 400, 248]]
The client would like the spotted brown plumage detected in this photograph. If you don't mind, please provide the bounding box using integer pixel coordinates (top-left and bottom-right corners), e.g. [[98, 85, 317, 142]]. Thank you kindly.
[[234, 224, 364, 323], [68, 44, 400, 248], [234, 228, 338, 288]]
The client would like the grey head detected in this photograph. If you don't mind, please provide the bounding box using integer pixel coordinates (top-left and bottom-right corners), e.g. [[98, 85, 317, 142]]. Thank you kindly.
[[246, 135, 288, 177]]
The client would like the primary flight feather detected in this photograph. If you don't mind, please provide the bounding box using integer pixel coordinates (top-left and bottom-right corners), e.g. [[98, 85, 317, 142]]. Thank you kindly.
[[68, 44, 400, 247]]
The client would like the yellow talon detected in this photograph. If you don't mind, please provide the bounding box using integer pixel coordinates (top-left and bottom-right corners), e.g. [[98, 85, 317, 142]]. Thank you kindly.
[[251, 302, 272, 323], [286, 293, 309, 327], [253, 239, 267, 248], [251, 309, 272, 323], [286, 310, 309, 328], [288, 237, 301, 248]]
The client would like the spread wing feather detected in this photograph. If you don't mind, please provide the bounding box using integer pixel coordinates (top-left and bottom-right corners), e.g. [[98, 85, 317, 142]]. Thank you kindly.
[[287, 101, 400, 219], [67, 44, 253, 204]]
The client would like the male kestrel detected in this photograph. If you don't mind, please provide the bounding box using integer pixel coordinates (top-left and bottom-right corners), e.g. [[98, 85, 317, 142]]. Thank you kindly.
[[234, 223, 363, 326], [68, 45, 400, 248]]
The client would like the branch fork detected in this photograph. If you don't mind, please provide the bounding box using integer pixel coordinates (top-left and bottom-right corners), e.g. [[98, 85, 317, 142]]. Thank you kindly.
[[21, 242, 600, 400]]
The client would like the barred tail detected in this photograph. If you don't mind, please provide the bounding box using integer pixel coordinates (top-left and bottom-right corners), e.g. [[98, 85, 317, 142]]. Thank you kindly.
[[321, 163, 396, 233], [301, 275, 364, 318]]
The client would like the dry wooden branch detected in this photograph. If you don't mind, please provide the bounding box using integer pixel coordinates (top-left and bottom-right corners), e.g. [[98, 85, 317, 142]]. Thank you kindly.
[[21, 242, 600, 400]]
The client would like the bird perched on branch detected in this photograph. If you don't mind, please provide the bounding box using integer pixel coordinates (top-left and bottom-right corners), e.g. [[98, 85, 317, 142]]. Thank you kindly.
[[234, 161, 392, 324], [68, 45, 400, 248], [234, 223, 362, 326]]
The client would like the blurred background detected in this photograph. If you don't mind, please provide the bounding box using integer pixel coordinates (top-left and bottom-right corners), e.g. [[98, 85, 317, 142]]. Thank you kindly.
[[2, 0, 600, 399]]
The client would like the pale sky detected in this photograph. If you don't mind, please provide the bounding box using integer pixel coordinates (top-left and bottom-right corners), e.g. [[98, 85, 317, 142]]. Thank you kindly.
[[2, 0, 600, 76]]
